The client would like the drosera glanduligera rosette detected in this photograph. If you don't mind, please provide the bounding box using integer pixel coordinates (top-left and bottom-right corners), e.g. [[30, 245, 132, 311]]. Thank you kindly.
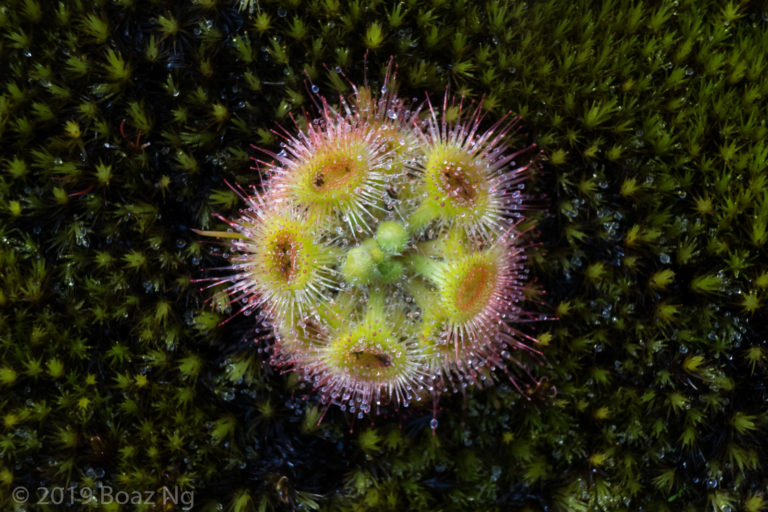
[[196, 64, 546, 429]]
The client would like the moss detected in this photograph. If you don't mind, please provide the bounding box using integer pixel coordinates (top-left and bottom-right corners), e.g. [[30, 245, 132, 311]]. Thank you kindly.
[[1, 0, 767, 510]]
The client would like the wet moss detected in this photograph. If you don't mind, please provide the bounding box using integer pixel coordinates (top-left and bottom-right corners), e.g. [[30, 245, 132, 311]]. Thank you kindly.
[[1, 0, 767, 510]]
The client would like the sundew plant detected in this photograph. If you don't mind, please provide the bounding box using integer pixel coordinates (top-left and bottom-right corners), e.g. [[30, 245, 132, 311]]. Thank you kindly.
[[197, 71, 544, 423]]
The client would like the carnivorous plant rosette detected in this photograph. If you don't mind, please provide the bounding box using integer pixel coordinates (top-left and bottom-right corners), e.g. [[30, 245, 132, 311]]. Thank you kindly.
[[197, 71, 544, 423]]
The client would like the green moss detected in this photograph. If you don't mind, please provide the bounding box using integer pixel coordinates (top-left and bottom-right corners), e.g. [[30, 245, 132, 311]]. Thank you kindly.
[[1, 0, 767, 510]]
